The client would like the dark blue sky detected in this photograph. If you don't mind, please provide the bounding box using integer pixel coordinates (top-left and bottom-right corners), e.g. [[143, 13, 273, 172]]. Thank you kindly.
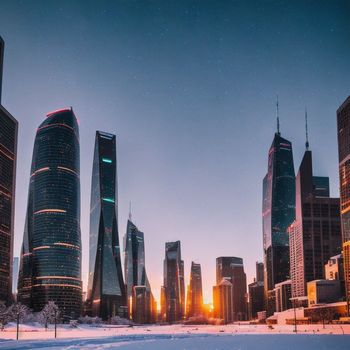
[[0, 0, 349, 303]]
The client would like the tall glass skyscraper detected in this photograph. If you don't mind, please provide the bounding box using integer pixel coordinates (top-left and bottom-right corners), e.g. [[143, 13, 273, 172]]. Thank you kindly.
[[337, 95, 350, 315], [262, 125, 295, 314], [0, 36, 18, 304], [186, 262, 203, 318], [163, 241, 185, 323], [87, 131, 126, 320], [17, 108, 82, 318], [124, 218, 155, 322]]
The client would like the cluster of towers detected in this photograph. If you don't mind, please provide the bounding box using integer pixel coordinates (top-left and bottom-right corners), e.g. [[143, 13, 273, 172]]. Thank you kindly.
[[1, 34, 350, 324], [257, 99, 350, 319]]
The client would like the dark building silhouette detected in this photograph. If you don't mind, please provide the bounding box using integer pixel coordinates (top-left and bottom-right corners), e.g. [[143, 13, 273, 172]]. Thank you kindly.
[[213, 279, 233, 324], [262, 114, 295, 315], [87, 131, 126, 320], [124, 218, 156, 323], [0, 36, 18, 305], [337, 96, 350, 314], [216, 257, 247, 320], [18, 108, 82, 318], [163, 241, 185, 322], [186, 262, 203, 318], [289, 136, 341, 298], [248, 262, 265, 319], [256, 262, 264, 283]]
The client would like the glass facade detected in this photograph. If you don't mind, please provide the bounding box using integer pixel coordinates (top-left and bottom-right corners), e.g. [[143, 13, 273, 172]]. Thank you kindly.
[[262, 132, 295, 308], [186, 262, 203, 318], [17, 108, 82, 318], [0, 36, 18, 304], [87, 131, 126, 320], [163, 241, 185, 323], [0, 106, 17, 304], [337, 95, 350, 313], [123, 219, 155, 322]]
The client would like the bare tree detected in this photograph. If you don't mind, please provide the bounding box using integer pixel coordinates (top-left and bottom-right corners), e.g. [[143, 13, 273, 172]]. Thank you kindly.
[[39, 301, 60, 330]]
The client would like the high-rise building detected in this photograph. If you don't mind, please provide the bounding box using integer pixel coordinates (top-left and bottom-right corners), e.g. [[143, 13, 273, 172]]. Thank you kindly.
[[289, 129, 341, 298], [17, 108, 82, 318], [0, 36, 18, 305], [248, 262, 265, 319], [262, 112, 295, 315], [337, 95, 350, 315], [186, 262, 203, 318], [216, 257, 247, 320], [163, 241, 185, 322], [124, 217, 155, 323], [213, 279, 233, 324], [87, 131, 126, 320], [248, 280, 264, 319]]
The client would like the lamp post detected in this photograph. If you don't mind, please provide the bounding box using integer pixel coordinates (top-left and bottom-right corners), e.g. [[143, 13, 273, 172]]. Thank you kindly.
[[289, 297, 298, 334], [54, 309, 57, 339], [16, 311, 19, 340]]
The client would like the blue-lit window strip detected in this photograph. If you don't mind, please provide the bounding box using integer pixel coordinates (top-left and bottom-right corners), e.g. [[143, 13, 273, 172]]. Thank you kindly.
[[102, 158, 112, 163], [102, 197, 115, 203]]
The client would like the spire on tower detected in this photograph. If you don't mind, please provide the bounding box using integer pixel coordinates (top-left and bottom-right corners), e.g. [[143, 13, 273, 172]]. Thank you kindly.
[[305, 107, 309, 150], [276, 95, 280, 135], [129, 201, 132, 221]]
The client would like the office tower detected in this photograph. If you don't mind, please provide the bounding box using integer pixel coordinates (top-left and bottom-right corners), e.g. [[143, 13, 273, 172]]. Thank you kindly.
[[163, 241, 185, 322], [256, 262, 264, 283], [274, 280, 292, 312], [17, 108, 82, 318], [12, 257, 19, 296], [186, 262, 203, 318], [262, 109, 295, 315], [124, 217, 155, 322], [216, 257, 247, 321], [213, 279, 233, 324], [248, 280, 264, 319], [87, 131, 126, 320], [289, 120, 341, 298], [337, 95, 350, 315], [0, 37, 18, 305], [160, 285, 166, 321], [248, 262, 265, 319]]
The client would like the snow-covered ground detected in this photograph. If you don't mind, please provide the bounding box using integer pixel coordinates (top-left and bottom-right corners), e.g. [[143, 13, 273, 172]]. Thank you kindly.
[[0, 324, 349, 349]]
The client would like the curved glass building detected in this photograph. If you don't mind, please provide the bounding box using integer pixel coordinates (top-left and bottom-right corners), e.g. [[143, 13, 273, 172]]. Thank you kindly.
[[87, 131, 126, 320], [17, 108, 82, 318]]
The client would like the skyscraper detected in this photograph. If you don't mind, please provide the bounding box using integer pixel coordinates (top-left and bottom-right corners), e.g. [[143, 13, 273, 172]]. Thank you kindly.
[[262, 111, 295, 315], [337, 95, 350, 315], [124, 217, 155, 322], [17, 108, 82, 318], [186, 262, 203, 318], [0, 36, 18, 305], [248, 262, 264, 319], [163, 241, 185, 322], [87, 131, 126, 320], [216, 257, 247, 321], [288, 136, 341, 298]]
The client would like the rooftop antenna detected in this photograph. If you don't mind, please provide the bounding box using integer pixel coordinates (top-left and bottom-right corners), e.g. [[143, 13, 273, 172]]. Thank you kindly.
[[305, 107, 309, 150], [129, 201, 132, 221], [276, 95, 280, 135]]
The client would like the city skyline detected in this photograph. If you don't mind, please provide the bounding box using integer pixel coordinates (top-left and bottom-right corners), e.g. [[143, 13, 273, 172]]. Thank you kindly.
[[0, 1, 349, 305]]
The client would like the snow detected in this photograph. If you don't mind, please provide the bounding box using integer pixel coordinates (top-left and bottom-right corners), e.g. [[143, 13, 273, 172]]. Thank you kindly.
[[0, 324, 349, 349]]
